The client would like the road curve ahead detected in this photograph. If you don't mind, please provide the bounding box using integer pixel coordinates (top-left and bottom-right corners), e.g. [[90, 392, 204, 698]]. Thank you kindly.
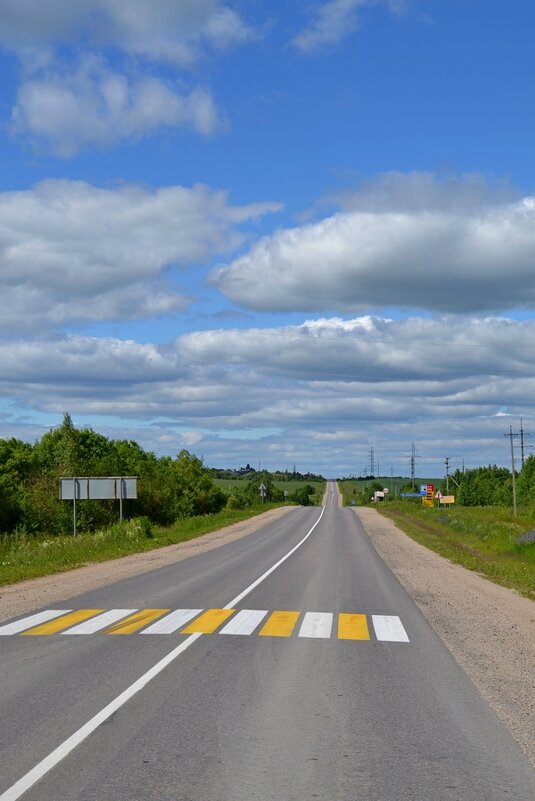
[[0, 481, 533, 800]]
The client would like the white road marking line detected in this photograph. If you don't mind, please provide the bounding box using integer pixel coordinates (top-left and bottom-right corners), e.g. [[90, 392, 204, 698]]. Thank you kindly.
[[224, 507, 325, 609], [0, 610, 71, 636], [141, 609, 203, 634], [219, 609, 268, 635], [0, 507, 322, 801], [61, 610, 137, 635], [298, 611, 333, 639], [372, 614, 410, 642]]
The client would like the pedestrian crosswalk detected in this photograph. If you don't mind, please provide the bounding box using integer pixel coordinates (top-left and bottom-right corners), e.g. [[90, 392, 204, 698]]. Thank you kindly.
[[0, 607, 410, 642]]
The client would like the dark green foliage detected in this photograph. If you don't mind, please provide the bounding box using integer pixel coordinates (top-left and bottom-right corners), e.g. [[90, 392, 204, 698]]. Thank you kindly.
[[454, 465, 513, 507], [289, 483, 316, 505], [0, 415, 228, 535], [516, 455, 535, 512], [244, 471, 285, 504]]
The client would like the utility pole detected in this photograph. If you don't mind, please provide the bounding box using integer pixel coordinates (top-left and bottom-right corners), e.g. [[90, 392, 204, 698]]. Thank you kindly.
[[409, 442, 416, 489], [507, 426, 518, 517], [444, 457, 450, 494]]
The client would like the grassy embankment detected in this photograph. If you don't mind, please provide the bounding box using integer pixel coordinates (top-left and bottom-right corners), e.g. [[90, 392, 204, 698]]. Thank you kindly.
[[374, 500, 534, 599], [0, 504, 287, 587]]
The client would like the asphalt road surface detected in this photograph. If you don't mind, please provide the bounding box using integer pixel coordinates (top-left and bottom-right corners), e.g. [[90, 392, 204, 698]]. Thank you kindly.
[[0, 481, 533, 800]]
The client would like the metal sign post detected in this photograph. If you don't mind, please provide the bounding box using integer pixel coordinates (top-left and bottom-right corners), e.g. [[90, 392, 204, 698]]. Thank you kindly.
[[73, 477, 77, 537], [60, 477, 138, 532]]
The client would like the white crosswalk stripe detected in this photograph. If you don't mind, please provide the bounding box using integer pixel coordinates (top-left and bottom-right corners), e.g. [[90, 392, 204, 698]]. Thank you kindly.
[[298, 611, 333, 638], [61, 609, 138, 634], [141, 609, 203, 634], [372, 615, 410, 642], [0, 610, 72, 635], [219, 609, 268, 635]]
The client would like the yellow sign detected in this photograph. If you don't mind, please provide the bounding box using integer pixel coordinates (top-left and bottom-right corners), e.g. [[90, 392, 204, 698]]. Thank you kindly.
[[422, 498, 434, 507], [439, 495, 455, 504]]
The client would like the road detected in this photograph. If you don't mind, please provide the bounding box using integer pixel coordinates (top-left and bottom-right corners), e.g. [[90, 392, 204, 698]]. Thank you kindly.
[[0, 481, 533, 800]]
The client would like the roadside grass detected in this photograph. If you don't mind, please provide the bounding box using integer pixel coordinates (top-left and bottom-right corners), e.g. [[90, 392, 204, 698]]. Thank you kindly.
[[376, 502, 535, 599], [0, 504, 288, 587]]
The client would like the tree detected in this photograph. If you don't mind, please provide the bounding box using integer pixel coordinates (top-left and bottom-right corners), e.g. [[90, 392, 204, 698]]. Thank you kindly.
[[456, 465, 512, 506]]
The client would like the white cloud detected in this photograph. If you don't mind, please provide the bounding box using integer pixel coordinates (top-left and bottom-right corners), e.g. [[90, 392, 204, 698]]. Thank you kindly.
[[0, 179, 281, 332], [1, 315, 533, 473], [0, 1, 255, 65], [292, 0, 406, 53], [0, 1, 256, 153], [212, 174, 535, 314], [11, 58, 224, 156]]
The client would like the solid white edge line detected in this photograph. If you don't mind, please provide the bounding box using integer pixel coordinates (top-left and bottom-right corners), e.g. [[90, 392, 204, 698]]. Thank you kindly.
[[0, 506, 324, 801]]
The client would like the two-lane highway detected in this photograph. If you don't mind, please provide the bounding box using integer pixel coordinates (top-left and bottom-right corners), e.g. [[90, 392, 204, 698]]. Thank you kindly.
[[1, 481, 533, 800]]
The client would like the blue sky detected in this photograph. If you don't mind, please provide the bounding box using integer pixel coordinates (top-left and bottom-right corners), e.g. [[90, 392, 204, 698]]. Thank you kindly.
[[1, 0, 535, 478]]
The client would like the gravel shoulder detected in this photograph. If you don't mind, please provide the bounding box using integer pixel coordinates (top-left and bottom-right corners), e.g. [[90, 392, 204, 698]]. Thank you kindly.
[[355, 506, 535, 767]]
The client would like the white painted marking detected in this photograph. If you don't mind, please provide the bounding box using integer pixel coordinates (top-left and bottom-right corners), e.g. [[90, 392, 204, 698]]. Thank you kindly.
[[225, 507, 325, 609], [298, 611, 333, 639], [219, 609, 268, 635], [61, 610, 137, 635], [0, 610, 71, 636], [372, 615, 409, 642], [141, 609, 202, 634], [0, 507, 322, 801]]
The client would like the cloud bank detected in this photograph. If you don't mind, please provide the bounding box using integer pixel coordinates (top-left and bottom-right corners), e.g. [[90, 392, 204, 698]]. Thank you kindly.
[[1, 315, 531, 474], [213, 174, 535, 314], [0, 179, 281, 332]]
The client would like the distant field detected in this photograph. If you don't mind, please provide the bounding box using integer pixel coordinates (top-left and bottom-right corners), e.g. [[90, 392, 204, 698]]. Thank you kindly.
[[213, 478, 326, 504], [338, 478, 440, 506]]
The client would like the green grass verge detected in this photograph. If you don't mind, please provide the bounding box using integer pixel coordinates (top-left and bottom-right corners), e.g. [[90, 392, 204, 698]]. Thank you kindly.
[[0, 504, 287, 587], [376, 502, 535, 599]]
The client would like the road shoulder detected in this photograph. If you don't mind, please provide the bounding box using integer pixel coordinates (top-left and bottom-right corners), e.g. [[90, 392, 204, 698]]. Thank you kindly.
[[354, 506, 535, 767]]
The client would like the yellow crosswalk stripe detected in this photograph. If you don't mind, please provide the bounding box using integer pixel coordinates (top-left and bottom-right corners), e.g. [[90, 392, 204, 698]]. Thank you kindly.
[[180, 608, 235, 634], [106, 609, 170, 634], [337, 613, 370, 640], [258, 610, 300, 637], [21, 610, 104, 635]]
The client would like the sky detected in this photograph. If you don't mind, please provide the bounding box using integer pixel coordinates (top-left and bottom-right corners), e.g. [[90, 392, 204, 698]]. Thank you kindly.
[[1, 0, 535, 479]]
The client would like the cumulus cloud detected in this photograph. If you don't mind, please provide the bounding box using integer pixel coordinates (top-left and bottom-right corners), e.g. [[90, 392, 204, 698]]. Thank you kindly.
[[11, 58, 224, 156], [0, 315, 533, 473], [293, 0, 370, 52], [212, 174, 535, 314], [0, 0, 255, 65], [0, 179, 281, 332], [292, 0, 406, 53], [0, 1, 256, 153]]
